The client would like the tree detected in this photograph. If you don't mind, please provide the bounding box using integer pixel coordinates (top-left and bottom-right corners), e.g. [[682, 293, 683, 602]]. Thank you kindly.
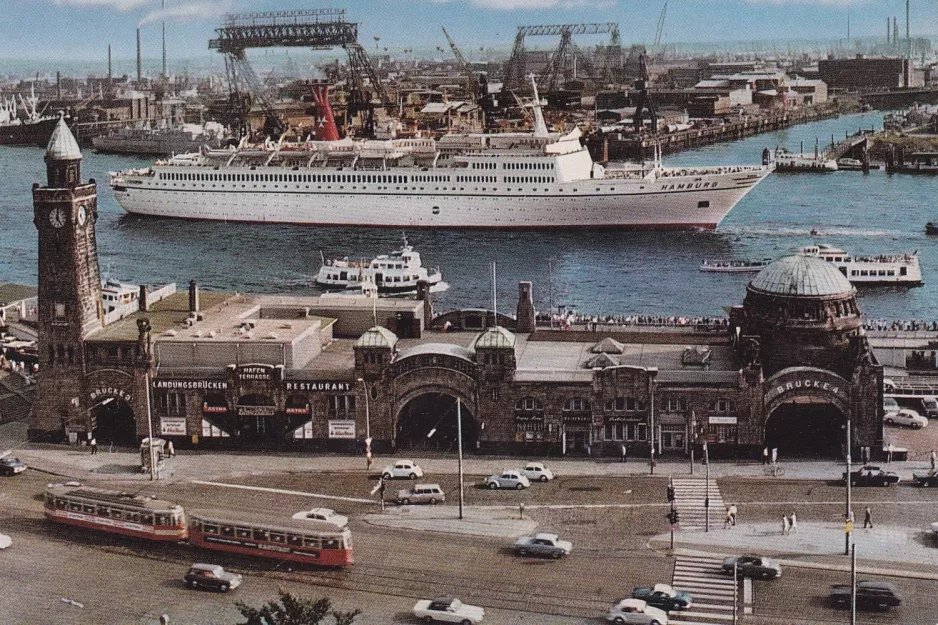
[[236, 590, 361, 625]]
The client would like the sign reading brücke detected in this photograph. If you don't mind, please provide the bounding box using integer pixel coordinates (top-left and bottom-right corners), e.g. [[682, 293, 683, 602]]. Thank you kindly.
[[765, 375, 845, 402]]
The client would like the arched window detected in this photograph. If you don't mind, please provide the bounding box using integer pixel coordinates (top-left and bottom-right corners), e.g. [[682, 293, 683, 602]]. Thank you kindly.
[[711, 398, 734, 414], [515, 397, 545, 437]]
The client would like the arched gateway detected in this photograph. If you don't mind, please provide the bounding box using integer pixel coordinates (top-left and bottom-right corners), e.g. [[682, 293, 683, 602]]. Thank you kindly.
[[763, 367, 852, 458], [396, 392, 478, 451]]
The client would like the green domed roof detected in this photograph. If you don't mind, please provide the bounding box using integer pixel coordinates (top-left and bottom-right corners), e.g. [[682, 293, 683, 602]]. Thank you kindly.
[[472, 326, 516, 350], [355, 326, 398, 348], [749, 254, 854, 297]]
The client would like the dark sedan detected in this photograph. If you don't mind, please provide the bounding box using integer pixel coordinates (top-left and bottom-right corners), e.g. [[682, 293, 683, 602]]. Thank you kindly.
[[0, 456, 26, 476], [631, 584, 692, 611], [722, 555, 781, 579], [843, 466, 900, 487], [831, 581, 901, 610]]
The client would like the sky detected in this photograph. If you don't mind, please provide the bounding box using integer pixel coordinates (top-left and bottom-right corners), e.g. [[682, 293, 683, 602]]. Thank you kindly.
[[1, 0, 936, 68]]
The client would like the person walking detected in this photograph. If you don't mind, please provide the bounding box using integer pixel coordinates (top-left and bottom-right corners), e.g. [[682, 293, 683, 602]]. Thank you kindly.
[[762, 447, 769, 465], [931, 450, 936, 471], [621, 443, 627, 463], [724, 507, 732, 530], [863, 506, 873, 529], [90, 437, 97, 455], [167, 440, 175, 458], [789, 512, 797, 533], [729, 503, 738, 527], [781, 515, 790, 535]]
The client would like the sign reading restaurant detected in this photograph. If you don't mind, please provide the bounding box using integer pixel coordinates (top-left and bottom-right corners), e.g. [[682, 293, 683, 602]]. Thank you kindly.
[[286, 381, 352, 392]]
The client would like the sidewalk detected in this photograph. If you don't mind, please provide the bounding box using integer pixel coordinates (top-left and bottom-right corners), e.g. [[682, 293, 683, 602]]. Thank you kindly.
[[654, 521, 938, 579], [363, 505, 537, 538]]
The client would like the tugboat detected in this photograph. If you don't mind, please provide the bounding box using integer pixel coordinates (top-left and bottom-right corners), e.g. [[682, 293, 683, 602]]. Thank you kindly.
[[926, 222, 938, 236], [798, 243, 922, 286], [315, 237, 447, 294]]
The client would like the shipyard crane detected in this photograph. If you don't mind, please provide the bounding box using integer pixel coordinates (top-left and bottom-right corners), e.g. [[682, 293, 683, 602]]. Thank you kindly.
[[632, 54, 658, 135], [441, 26, 480, 102], [342, 42, 393, 137], [209, 9, 358, 138], [654, 1, 668, 47]]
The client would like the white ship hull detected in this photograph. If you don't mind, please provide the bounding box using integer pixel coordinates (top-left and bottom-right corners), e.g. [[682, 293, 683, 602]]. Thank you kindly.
[[112, 170, 768, 229]]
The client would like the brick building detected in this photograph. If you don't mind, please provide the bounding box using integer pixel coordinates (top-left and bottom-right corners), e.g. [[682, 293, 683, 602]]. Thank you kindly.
[[29, 126, 884, 459]]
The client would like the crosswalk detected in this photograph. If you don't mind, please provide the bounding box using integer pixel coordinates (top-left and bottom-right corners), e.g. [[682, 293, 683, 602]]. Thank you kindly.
[[668, 555, 739, 625], [671, 478, 725, 531]]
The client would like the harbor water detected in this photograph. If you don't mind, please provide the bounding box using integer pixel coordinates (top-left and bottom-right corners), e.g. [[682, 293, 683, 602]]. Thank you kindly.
[[1, 110, 935, 320]]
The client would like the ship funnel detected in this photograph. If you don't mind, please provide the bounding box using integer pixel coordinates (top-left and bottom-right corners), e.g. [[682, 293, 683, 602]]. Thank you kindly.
[[529, 75, 549, 138], [311, 84, 340, 141]]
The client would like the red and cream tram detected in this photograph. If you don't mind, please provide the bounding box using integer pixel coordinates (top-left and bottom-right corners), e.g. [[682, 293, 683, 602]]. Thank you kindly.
[[187, 509, 353, 566], [43, 482, 187, 542]]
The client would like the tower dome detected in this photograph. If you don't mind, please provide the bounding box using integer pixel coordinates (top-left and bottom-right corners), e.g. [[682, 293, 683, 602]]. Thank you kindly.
[[741, 253, 862, 377], [44, 116, 82, 188]]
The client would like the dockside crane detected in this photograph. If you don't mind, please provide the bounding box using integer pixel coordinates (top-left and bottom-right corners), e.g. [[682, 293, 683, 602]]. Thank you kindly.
[[441, 26, 480, 103], [632, 54, 658, 135], [654, 1, 668, 47]]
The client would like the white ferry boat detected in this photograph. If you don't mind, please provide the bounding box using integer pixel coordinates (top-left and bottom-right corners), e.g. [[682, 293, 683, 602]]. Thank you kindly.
[[93, 122, 227, 156], [699, 258, 772, 273], [799, 244, 922, 286], [773, 148, 838, 172], [315, 238, 447, 294], [101, 279, 139, 312]]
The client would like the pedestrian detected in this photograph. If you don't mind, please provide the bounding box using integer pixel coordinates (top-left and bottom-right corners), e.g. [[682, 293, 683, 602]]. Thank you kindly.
[[729, 503, 738, 526], [863, 506, 873, 529], [931, 450, 936, 471], [789, 512, 797, 533], [724, 506, 732, 529], [887, 444, 895, 464], [621, 443, 627, 463], [90, 437, 97, 455], [782, 514, 790, 535], [167, 440, 175, 458], [762, 447, 769, 465]]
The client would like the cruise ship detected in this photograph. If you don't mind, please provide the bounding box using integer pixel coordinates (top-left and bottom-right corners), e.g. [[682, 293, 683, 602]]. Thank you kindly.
[[109, 82, 771, 229]]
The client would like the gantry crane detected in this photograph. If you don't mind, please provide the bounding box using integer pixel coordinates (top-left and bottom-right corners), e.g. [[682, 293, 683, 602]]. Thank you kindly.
[[632, 54, 658, 135], [654, 1, 668, 47], [441, 26, 480, 102]]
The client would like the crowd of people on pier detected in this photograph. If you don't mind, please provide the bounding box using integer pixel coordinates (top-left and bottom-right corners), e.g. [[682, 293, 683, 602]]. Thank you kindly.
[[863, 319, 938, 332], [535, 312, 730, 330]]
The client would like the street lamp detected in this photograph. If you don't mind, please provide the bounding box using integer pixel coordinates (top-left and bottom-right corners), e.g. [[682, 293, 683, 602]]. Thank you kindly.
[[704, 442, 710, 532], [144, 370, 157, 481], [845, 415, 853, 556], [357, 378, 371, 469], [427, 397, 465, 519]]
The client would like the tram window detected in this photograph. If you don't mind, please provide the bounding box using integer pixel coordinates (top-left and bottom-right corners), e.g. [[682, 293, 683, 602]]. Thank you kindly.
[[129, 512, 140, 523], [303, 537, 321, 548], [325, 539, 338, 549], [203, 523, 219, 534], [83, 504, 95, 514], [96, 505, 108, 515], [287, 534, 302, 546], [191, 519, 202, 531], [236, 527, 252, 539], [55, 498, 66, 509], [270, 532, 286, 544], [221, 525, 235, 537], [252, 528, 269, 541], [110, 509, 122, 519], [69, 501, 82, 511], [142, 514, 153, 525]]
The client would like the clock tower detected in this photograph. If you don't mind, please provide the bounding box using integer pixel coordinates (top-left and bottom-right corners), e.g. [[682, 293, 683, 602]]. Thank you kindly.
[[29, 117, 104, 441]]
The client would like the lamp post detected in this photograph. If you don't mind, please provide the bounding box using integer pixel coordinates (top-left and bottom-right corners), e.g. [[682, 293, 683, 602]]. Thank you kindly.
[[845, 416, 853, 556], [689, 412, 696, 476], [704, 442, 710, 532], [427, 397, 465, 520], [357, 377, 371, 469], [144, 370, 157, 481]]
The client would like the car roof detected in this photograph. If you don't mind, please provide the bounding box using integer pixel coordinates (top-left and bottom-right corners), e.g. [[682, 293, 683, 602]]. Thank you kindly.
[[431, 596, 456, 604], [617, 598, 647, 610], [189, 563, 223, 571], [652, 583, 674, 594], [414, 483, 442, 489], [534, 532, 559, 541], [307, 507, 336, 515], [525, 462, 544, 468], [395, 459, 416, 464], [856, 580, 897, 590]]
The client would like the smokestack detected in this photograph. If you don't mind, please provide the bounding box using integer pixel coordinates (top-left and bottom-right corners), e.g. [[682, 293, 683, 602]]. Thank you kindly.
[[56, 71, 61, 100], [161, 0, 167, 79], [108, 44, 112, 86], [136, 28, 142, 82], [906, 0, 910, 40], [138, 284, 148, 312], [887, 17, 891, 43], [893, 17, 898, 47]]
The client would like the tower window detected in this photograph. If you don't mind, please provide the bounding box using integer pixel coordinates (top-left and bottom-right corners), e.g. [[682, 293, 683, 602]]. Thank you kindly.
[[54, 303, 66, 320]]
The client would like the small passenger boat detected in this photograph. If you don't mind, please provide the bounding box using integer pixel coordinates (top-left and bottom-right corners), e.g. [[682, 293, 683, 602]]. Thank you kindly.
[[798, 243, 922, 286], [926, 222, 938, 235], [699, 258, 772, 273], [315, 237, 447, 294]]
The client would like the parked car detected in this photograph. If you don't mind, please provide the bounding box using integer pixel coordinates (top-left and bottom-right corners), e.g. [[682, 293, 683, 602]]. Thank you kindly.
[[606, 598, 669, 625], [0, 456, 26, 476], [397, 483, 445, 505], [184, 563, 242, 592], [884, 408, 927, 429], [381, 459, 423, 480], [843, 466, 900, 487], [722, 555, 781, 579], [0, 533, 10, 549], [930, 521, 938, 540], [514, 532, 572, 558], [921, 396, 938, 418], [290, 507, 349, 528], [830, 580, 901, 610], [521, 462, 554, 482], [484, 469, 530, 490], [883, 397, 900, 413], [412, 596, 484, 624], [913, 468, 938, 487], [631, 584, 693, 611]]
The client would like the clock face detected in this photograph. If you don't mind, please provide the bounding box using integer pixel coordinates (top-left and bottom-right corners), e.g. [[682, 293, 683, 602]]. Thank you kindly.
[[49, 207, 66, 229], [77, 204, 87, 226]]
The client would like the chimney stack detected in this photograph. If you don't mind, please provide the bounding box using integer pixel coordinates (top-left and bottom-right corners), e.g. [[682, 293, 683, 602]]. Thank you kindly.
[[887, 17, 891, 43], [161, 0, 167, 79], [516, 282, 536, 334], [894, 17, 898, 47], [56, 71, 61, 100], [107, 44, 112, 87], [136, 28, 142, 82], [188, 280, 200, 313], [138, 284, 148, 312], [906, 0, 910, 40]]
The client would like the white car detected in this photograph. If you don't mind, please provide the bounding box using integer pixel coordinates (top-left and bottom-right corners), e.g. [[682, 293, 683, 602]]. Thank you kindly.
[[485, 469, 531, 490], [381, 459, 424, 480], [884, 408, 928, 429], [883, 397, 900, 413], [0, 533, 10, 549], [290, 507, 349, 528], [413, 596, 485, 624], [521, 462, 554, 482], [607, 598, 669, 625]]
